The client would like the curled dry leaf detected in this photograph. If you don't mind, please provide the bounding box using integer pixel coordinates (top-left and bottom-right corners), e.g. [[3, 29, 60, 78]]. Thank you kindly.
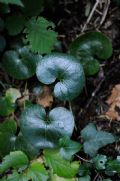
[[36, 86, 53, 108], [106, 84, 120, 120]]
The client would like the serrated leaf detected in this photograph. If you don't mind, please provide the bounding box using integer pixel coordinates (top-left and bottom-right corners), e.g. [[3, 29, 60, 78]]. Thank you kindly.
[[26, 161, 48, 181], [2, 47, 42, 79], [69, 31, 112, 76], [25, 17, 57, 54], [5, 171, 27, 181], [6, 14, 26, 36], [36, 53, 85, 101], [20, 105, 75, 149], [0, 0, 23, 6], [44, 149, 79, 178], [59, 136, 82, 160], [92, 154, 107, 170], [0, 151, 29, 173], [81, 123, 116, 157]]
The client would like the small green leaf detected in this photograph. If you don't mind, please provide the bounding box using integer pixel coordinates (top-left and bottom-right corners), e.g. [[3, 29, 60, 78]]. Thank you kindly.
[[0, 151, 29, 173], [0, 96, 15, 116], [0, 0, 23, 6], [5, 88, 21, 103], [92, 154, 107, 170], [78, 175, 91, 181], [44, 149, 79, 178], [36, 53, 85, 101], [26, 161, 48, 181], [25, 17, 57, 54], [81, 123, 116, 157], [59, 136, 82, 160], [6, 14, 26, 35], [69, 31, 112, 75], [20, 105, 75, 149], [0, 35, 6, 52], [2, 47, 42, 79], [106, 156, 120, 174]]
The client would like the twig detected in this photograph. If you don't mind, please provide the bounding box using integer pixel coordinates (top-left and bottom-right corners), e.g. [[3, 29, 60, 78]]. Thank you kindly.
[[98, 0, 111, 28], [81, 0, 100, 32]]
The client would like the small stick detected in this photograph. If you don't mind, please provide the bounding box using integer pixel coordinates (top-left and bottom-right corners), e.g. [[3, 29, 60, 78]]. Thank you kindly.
[[81, 0, 100, 32], [98, 0, 111, 28]]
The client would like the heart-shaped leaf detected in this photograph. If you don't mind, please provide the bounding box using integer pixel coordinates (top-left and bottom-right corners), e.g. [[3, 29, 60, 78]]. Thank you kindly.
[[36, 53, 85, 101], [2, 47, 42, 79], [20, 105, 75, 149], [69, 31, 112, 75], [81, 123, 116, 157]]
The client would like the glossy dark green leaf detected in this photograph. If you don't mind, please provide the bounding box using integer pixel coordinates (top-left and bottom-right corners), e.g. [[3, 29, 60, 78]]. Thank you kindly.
[[0, 96, 15, 116], [0, 35, 6, 52], [20, 105, 75, 149], [44, 149, 79, 178], [6, 14, 26, 35], [92, 154, 107, 170], [80, 55, 100, 75], [59, 136, 82, 160], [0, 120, 17, 158], [2, 47, 42, 79], [36, 53, 85, 101], [81, 123, 116, 157], [69, 31, 112, 75], [0, 151, 29, 173]]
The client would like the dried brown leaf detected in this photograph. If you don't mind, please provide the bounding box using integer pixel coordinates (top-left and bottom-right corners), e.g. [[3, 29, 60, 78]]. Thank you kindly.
[[36, 86, 53, 108], [106, 84, 120, 120]]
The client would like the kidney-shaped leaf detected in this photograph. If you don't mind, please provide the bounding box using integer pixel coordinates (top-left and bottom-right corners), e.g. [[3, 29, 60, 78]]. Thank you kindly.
[[36, 53, 85, 101], [20, 105, 75, 149], [2, 47, 42, 79], [69, 31, 112, 75]]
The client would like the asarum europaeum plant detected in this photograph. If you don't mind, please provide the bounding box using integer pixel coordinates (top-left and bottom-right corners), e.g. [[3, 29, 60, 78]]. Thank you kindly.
[[69, 31, 113, 75]]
